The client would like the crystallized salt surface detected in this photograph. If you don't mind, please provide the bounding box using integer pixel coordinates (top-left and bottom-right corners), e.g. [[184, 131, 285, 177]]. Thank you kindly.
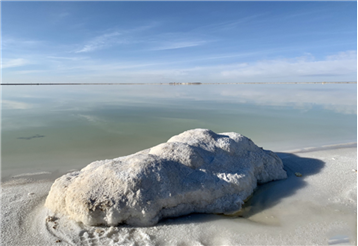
[[45, 129, 287, 226], [3, 145, 356, 246]]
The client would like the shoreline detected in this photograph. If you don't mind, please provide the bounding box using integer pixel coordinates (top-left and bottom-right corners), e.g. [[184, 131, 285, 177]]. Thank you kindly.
[[284, 141, 357, 154], [2, 141, 356, 184], [1, 143, 357, 245]]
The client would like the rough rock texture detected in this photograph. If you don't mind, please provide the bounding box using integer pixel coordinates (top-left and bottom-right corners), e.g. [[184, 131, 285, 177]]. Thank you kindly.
[[45, 129, 287, 226]]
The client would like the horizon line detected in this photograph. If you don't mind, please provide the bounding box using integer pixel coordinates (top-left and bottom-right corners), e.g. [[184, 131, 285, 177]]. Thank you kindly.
[[0, 81, 357, 86]]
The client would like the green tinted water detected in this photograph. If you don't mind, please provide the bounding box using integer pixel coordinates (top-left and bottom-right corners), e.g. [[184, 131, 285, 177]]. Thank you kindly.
[[1, 84, 356, 179]]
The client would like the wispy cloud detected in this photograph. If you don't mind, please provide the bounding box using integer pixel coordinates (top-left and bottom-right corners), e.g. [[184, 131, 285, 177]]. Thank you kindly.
[[152, 40, 208, 50], [75, 31, 122, 53], [71, 61, 161, 72], [218, 14, 267, 30], [276, 8, 332, 22], [93, 50, 356, 83], [190, 13, 267, 34], [220, 51, 357, 80], [15, 70, 48, 74], [2, 58, 29, 68], [47, 56, 87, 61], [58, 12, 70, 18], [326, 50, 357, 60], [3, 49, 356, 84], [2, 37, 43, 50]]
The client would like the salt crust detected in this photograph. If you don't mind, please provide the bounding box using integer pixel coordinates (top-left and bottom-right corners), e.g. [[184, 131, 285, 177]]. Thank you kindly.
[[1, 145, 356, 245], [45, 129, 287, 226]]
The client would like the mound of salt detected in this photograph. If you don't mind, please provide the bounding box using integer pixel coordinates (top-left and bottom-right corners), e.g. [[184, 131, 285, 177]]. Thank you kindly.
[[45, 129, 287, 226]]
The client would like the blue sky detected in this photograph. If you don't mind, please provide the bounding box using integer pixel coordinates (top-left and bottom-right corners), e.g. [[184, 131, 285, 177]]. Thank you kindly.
[[1, 1, 357, 83]]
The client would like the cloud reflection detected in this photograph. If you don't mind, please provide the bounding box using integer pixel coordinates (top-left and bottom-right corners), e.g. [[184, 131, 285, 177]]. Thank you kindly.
[[2, 84, 356, 117]]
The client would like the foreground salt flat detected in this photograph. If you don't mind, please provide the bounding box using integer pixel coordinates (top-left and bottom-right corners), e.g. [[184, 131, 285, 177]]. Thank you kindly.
[[1, 145, 356, 246]]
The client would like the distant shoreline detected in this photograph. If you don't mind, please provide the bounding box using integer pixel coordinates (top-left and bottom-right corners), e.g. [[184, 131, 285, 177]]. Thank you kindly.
[[1, 81, 357, 86]]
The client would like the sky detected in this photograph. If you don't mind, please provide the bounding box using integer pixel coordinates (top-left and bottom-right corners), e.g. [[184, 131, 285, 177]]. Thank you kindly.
[[1, 1, 357, 83]]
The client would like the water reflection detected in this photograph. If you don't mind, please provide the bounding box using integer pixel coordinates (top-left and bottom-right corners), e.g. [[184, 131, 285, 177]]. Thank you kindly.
[[1, 84, 356, 178]]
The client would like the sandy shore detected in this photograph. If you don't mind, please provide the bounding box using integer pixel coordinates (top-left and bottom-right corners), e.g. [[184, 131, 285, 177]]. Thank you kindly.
[[1, 144, 356, 245]]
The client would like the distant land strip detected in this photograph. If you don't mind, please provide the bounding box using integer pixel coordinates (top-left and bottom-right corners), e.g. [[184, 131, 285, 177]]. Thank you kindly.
[[0, 82, 356, 86]]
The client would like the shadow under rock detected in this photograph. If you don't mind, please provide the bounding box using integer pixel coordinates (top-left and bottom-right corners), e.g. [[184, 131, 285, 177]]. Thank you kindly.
[[156, 152, 325, 227], [239, 152, 325, 219]]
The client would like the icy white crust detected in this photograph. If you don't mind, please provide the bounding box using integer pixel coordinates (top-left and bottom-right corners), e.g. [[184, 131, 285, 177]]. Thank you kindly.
[[45, 129, 287, 226]]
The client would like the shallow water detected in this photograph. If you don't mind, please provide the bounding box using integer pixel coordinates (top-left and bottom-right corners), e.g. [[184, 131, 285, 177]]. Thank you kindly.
[[1, 83, 356, 179]]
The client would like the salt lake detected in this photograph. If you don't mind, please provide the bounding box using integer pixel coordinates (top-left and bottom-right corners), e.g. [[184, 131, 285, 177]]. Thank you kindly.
[[1, 83, 356, 180]]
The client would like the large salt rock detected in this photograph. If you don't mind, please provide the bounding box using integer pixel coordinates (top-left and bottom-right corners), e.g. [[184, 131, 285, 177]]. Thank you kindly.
[[45, 129, 287, 226]]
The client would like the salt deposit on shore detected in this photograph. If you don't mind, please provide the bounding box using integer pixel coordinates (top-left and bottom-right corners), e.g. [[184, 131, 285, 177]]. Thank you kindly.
[[1, 144, 356, 245]]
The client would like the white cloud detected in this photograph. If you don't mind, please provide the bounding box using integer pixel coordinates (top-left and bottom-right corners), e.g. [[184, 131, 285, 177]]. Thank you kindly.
[[218, 14, 267, 31], [189, 13, 266, 34], [219, 51, 357, 81], [98, 51, 355, 83], [15, 70, 47, 74], [2, 58, 29, 68], [72, 23, 159, 53], [100, 51, 356, 83], [75, 31, 121, 53], [58, 12, 70, 18], [3, 49, 356, 84], [326, 50, 357, 60], [152, 40, 208, 50], [59, 60, 161, 72], [2, 37, 43, 50], [47, 56, 87, 61]]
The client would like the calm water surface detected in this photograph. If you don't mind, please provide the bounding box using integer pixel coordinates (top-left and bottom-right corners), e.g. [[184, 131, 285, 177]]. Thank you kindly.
[[1, 84, 356, 179]]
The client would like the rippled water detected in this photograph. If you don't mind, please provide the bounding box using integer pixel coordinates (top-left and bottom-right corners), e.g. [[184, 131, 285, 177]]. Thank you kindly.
[[1, 83, 356, 179]]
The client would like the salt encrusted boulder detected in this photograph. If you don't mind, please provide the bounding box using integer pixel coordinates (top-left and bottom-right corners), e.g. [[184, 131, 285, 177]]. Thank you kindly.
[[45, 129, 287, 226]]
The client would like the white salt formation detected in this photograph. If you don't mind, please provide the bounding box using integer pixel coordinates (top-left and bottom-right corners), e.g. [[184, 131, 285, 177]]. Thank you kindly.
[[45, 129, 287, 226]]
